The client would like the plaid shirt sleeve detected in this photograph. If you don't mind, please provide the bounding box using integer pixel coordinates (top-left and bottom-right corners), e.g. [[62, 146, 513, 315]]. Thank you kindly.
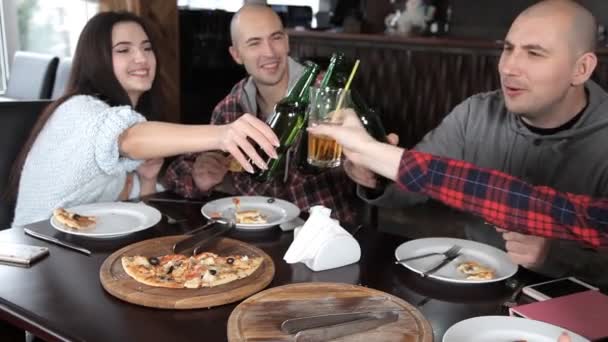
[[396, 150, 608, 248], [162, 152, 205, 198]]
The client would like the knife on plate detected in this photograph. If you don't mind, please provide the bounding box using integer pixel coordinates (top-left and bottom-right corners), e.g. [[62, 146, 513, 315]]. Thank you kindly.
[[172, 220, 235, 255], [291, 311, 399, 341]]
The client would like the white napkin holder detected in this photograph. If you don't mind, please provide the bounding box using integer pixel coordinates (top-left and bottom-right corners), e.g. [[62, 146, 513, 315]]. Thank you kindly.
[[285, 206, 361, 272], [304, 233, 360, 271]]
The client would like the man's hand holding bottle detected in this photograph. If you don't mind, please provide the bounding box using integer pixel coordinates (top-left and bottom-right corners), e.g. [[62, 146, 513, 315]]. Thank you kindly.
[[192, 152, 230, 192]]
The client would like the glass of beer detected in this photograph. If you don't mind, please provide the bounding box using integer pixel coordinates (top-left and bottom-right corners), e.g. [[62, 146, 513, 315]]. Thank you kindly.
[[307, 87, 351, 168]]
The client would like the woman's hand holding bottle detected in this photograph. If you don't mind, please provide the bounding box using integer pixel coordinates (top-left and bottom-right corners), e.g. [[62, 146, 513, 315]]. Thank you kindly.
[[219, 113, 279, 173]]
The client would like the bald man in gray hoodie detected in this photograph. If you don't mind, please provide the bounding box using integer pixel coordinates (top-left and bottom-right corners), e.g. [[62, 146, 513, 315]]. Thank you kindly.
[[354, 0, 608, 288]]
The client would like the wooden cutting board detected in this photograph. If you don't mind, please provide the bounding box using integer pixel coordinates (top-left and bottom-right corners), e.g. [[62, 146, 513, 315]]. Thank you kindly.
[[227, 282, 433, 341], [99, 236, 274, 309]]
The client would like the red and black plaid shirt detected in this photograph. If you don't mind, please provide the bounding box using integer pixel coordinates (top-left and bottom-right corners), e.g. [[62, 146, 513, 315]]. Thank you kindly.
[[163, 79, 358, 223], [398, 150, 608, 248]]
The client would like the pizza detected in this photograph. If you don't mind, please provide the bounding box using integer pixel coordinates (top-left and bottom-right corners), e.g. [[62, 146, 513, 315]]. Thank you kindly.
[[456, 261, 495, 280], [121, 251, 264, 289], [232, 197, 241, 211], [231, 197, 268, 224], [235, 210, 267, 224], [53, 208, 96, 230]]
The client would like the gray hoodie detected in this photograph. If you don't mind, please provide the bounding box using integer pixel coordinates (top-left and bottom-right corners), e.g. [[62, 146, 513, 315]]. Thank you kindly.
[[363, 80, 608, 288]]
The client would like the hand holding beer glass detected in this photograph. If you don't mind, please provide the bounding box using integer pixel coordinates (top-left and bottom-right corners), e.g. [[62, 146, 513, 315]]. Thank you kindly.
[[307, 87, 351, 168]]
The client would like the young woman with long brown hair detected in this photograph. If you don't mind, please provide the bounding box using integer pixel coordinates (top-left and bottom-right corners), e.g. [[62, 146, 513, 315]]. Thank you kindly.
[[10, 12, 278, 226]]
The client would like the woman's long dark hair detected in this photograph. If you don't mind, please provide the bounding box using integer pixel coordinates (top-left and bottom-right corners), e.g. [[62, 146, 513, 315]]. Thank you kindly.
[[6, 11, 163, 200]]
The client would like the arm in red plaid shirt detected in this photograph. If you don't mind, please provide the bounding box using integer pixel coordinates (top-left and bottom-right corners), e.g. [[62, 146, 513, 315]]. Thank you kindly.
[[397, 150, 608, 248]]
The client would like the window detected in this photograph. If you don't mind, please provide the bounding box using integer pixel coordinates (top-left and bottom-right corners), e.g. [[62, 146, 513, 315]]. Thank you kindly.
[[0, 0, 98, 93], [178, 0, 245, 12], [178, 0, 324, 27], [14, 0, 98, 57], [0, 4, 8, 93]]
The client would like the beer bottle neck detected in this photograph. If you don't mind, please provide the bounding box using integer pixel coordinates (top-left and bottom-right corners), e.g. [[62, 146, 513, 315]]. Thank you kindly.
[[285, 62, 320, 103], [319, 53, 350, 90]]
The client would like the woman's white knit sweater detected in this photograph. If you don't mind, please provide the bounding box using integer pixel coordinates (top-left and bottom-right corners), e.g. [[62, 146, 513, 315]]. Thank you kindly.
[[12, 95, 145, 226]]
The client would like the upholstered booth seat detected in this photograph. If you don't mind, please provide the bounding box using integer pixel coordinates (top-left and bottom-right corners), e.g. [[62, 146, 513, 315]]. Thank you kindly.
[[51, 57, 72, 99], [0, 100, 51, 229], [3, 51, 59, 100]]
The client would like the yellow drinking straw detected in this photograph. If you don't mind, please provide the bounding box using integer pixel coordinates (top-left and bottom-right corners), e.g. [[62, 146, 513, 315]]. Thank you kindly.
[[335, 59, 360, 111]]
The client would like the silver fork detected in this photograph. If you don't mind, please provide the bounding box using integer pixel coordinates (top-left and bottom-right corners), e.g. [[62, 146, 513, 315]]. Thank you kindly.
[[421, 245, 462, 277], [395, 245, 462, 264]]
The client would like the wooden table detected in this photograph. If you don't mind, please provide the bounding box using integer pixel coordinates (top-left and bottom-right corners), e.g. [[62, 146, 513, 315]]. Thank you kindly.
[[0, 193, 523, 341]]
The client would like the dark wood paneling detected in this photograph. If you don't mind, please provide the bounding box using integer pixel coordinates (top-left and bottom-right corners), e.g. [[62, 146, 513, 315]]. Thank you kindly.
[[289, 31, 608, 147], [450, 0, 608, 41]]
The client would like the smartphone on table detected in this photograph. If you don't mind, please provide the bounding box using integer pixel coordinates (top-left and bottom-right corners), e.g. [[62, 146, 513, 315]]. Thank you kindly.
[[522, 277, 598, 301], [0, 242, 49, 267]]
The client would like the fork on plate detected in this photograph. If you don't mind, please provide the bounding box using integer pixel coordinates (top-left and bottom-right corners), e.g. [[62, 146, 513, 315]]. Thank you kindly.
[[395, 245, 462, 264], [420, 245, 462, 277]]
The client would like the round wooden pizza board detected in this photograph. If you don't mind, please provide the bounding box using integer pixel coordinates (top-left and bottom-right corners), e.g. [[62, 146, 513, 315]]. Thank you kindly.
[[99, 236, 275, 309], [227, 282, 433, 341]]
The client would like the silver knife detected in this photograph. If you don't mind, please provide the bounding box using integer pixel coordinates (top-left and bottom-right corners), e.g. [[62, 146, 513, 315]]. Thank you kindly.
[[421, 253, 460, 277], [281, 310, 400, 334], [24, 228, 91, 256], [172, 220, 235, 254], [293, 311, 399, 341]]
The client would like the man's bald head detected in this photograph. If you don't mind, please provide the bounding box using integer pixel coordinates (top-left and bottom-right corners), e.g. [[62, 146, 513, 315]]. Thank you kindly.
[[227, 4, 290, 88], [230, 4, 284, 46], [518, 0, 597, 53]]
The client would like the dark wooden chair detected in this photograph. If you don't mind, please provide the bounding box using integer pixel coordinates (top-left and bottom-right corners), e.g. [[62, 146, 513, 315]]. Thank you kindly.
[[51, 57, 72, 99], [0, 100, 51, 229]]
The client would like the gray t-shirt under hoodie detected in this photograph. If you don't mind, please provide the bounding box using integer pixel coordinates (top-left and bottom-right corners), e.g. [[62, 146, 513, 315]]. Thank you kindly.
[[362, 80, 608, 289]]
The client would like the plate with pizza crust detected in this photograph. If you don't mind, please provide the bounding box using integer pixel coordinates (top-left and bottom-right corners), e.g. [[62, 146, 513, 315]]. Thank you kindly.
[[201, 196, 300, 231], [395, 237, 517, 284], [50, 202, 161, 238]]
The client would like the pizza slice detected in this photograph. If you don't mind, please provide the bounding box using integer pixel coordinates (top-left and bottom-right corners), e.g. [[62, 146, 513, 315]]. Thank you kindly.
[[465, 271, 495, 280], [232, 197, 241, 211], [235, 210, 267, 224], [53, 208, 96, 230], [456, 261, 495, 280]]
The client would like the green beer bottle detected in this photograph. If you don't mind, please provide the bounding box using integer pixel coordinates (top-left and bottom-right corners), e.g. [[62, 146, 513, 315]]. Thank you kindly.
[[255, 61, 320, 181], [350, 89, 389, 143]]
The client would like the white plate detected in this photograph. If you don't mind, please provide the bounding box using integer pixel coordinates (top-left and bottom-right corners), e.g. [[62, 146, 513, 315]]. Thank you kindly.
[[201, 196, 300, 231], [395, 237, 517, 284], [50, 202, 161, 238], [443, 316, 589, 342]]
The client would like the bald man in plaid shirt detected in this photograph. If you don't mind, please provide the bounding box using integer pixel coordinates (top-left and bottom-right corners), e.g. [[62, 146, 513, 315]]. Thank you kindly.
[[163, 5, 359, 223]]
